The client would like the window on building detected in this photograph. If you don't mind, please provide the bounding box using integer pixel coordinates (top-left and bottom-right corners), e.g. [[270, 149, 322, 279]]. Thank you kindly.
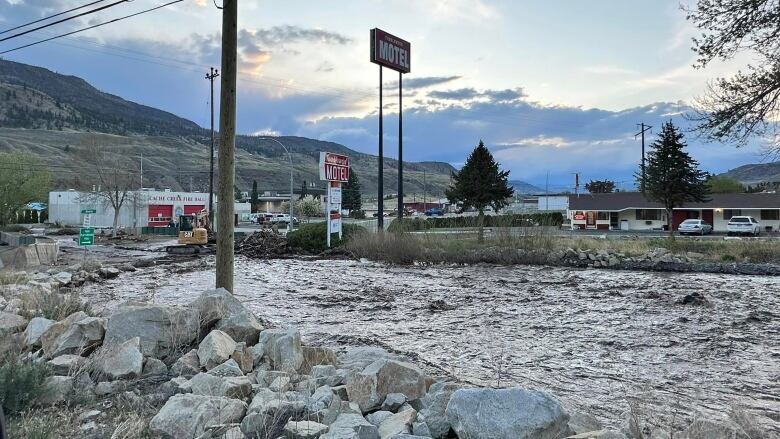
[[636, 209, 662, 221], [760, 209, 779, 220], [597, 211, 609, 221], [723, 209, 742, 220]]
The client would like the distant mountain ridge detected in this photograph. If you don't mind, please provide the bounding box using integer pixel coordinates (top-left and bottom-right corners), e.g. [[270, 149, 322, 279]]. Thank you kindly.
[[509, 180, 544, 194], [720, 162, 780, 184], [0, 59, 461, 196]]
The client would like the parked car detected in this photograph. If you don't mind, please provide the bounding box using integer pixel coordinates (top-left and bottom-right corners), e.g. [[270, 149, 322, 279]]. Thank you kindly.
[[727, 216, 761, 236], [268, 214, 299, 225], [678, 219, 713, 235], [425, 208, 444, 216]]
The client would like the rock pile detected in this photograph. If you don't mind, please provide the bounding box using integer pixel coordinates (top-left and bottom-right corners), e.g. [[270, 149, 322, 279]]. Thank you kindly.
[[1, 284, 761, 438], [235, 230, 290, 259]]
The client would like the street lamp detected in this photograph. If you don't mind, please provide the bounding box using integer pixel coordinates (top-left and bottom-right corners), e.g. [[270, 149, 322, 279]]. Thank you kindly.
[[259, 137, 294, 232]]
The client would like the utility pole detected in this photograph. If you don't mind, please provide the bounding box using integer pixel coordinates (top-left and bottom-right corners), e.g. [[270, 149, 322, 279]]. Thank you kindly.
[[574, 172, 580, 197], [206, 67, 220, 227], [635, 123, 652, 193], [397, 72, 404, 222], [423, 169, 426, 209], [216, 0, 237, 293], [377, 66, 384, 231]]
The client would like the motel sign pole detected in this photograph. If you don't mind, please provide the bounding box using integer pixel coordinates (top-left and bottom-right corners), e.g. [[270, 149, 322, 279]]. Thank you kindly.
[[371, 28, 410, 230]]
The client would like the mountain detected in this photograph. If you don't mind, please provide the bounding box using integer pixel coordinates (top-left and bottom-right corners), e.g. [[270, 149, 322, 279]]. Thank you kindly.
[[719, 162, 780, 185], [0, 59, 456, 197], [509, 180, 543, 194]]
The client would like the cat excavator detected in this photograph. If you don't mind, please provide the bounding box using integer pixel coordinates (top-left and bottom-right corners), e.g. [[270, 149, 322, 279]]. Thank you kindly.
[[165, 209, 213, 255]]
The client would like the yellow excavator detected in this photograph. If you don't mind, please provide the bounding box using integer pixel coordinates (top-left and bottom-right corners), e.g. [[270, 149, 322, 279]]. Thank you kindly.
[[165, 210, 212, 254]]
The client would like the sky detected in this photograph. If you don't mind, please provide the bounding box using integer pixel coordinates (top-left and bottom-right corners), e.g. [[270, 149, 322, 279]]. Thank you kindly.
[[0, 0, 770, 191]]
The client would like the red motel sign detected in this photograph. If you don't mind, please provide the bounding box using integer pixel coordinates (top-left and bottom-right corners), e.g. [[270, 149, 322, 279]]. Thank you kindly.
[[319, 152, 350, 182]]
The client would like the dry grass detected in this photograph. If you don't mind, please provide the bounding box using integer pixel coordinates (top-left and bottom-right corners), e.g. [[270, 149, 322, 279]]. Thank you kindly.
[[346, 227, 780, 265], [15, 288, 93, 321]]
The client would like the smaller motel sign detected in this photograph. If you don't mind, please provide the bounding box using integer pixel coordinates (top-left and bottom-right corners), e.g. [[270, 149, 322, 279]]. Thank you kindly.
[[319, 152, 350, 182]]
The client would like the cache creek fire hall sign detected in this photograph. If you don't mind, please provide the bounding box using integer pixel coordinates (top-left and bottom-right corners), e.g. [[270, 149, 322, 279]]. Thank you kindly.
[[319, 152, 350, 247]]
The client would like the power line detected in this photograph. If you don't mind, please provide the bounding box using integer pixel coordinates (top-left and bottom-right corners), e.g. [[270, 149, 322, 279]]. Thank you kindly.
[[0, 0, 183, 55], [0, 0, 130, 43], [0, 0, 108, 36]]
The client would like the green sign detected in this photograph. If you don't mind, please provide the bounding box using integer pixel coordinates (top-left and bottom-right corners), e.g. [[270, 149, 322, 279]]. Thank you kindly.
[[79, 228, 94, 246], [81, 209, 97, 214]]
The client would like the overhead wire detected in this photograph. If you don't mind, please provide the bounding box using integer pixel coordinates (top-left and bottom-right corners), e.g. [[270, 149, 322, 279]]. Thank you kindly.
[[0, 0, 108, 35], [0, 0, 184, 55], [0, 0, 130, 43]]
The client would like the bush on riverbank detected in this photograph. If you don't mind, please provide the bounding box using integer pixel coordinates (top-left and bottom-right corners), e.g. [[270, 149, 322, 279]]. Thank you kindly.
[[388, 212, 564, 233], [0, 357, 51, 414], [287, 222, 366, 253]]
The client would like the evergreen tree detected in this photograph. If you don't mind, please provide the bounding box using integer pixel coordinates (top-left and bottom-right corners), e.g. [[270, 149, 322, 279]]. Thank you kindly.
[[585, 180, 616, 193], [638, 121, 710, 235], [342, 171, 362, 213], [446, 140, 514, 242], [251, 180, 259, 212], [300, 180, 308, 200]]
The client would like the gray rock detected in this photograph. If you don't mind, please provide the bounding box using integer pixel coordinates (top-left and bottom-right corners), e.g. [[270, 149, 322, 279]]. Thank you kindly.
[[270, 375, 292, 392], [231, 342, 253, 374], [142, 357, 169, 376], [190, 372, 252, 399], [258, 328, 304, 373], [208, 358, 244, 377], [241, 388, 307, 438], [392, 436, 432, 439], [191, 288, 264, 345], [284, 420, 329, 439], [94, 336, 144, 380], [23, 317, 54, 349], [171, 349, 200, 376], [78, 409, 102, 422], [0, 311, 28, 336], [306, 385, 336, 413], [300, 345, 338, 374], [52, 271, 72, 286], [149, 393, 248, 439], [248, 342, 265, 367], [49, 316, 105, 357], [366, 411, 393, 427], [445, 387, 571, 439], [320, 413, 380, 439], [378, 409, 417, 439], [104, 302, 199, 359], [160, 376, 192, 396], [346, 359, 426, 413], [95, 380, 126, 396], [99, 266, 120, 279], [419, 382, 460, 438], [412, 421, 432, 437], [47, 354, 86, 375], [37, 375, 74, 405], [568, 410, 603, 434], [338, 346, 401, 372], [198, 330, 238, 370], [381, 393, 408, 412], [311, 364, 338, 379]]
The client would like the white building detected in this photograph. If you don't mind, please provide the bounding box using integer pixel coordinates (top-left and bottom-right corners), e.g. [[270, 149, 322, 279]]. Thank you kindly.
[[48, 190, 252, 228]]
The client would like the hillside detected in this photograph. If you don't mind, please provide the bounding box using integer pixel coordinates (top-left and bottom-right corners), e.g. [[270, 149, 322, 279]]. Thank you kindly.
[[509, 180, 543, 194], [0, 59, 458, 197], [720, 162, 780, 185]]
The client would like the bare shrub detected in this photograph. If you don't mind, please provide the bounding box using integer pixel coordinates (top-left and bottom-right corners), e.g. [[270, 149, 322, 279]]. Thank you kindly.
[[0, 356, 52, 414], [346, 231, 424, 264], [16, 288, 93, 321]]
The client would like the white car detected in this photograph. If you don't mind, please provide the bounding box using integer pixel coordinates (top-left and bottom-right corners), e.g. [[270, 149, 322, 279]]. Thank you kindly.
[[727, 216, 761, 236], [678, 219, 713, 235]]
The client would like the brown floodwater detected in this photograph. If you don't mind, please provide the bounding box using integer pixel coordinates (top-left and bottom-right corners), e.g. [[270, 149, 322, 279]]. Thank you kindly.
[[81, 255, 780, 431]]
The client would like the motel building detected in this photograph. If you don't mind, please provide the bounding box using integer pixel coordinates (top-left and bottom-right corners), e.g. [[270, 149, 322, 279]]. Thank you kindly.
[[48, 189, 250, 228], [568, 192, 780, 232]]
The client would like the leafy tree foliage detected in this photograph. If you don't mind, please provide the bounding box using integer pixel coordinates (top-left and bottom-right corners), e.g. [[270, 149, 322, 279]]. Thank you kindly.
[[585, 180, 616, 193], [0, 153, 50, 226], [342, 170, 362, 213], [706, 175, 744, 193], [446, 140, 514, 242], [686, 0, 780, 151], [639, 122, 710, 234]]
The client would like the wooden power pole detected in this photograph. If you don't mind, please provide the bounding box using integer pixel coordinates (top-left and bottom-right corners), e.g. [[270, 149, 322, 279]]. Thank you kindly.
[[216, 0, 237, 293]]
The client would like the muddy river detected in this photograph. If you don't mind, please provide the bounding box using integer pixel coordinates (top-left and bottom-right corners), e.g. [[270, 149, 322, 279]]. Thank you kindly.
[[81, 255, 780, 430]]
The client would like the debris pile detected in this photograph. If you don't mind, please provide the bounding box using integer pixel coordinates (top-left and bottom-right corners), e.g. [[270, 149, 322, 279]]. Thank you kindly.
[[235, 230, 290, 259]]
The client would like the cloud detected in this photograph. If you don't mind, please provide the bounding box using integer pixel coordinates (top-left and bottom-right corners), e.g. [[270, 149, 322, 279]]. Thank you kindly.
[[384, 75, 462, 90], [248, 25, 353, 46], [428, 88, 480, 100], [427, 87, 526, 103]]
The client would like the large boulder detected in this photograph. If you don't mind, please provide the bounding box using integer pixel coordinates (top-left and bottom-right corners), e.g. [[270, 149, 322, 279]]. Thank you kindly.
[[419, 382, 461, 438], [37, 376, 74, 406], [320, 413, 379, 439], [0, 311, 28, 336], [198, 330, 238, 370], [149, 393, 247, 438], [241, 388, 307, 437], [568, 410, 603, 435], [171, 349, 200, 376], [445, 388, 571, 439], [568, 431, 627, 439], [300, 346, 338, 374], [191, 288, 264, 345], [48, 316, 105, 357], [23, 317, 54, 349], [103, 302, 199, 359], [284, 420, 329, 439], [680, 418, 750, 439], [94, 336, 144, 380], [47, 354, 86, 375], [41, 311, 89, 357], [190, 372, 252, 399], [258, 328, 304, 373], [378, 409, 417, 439], [346, 359, 427, 413]]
